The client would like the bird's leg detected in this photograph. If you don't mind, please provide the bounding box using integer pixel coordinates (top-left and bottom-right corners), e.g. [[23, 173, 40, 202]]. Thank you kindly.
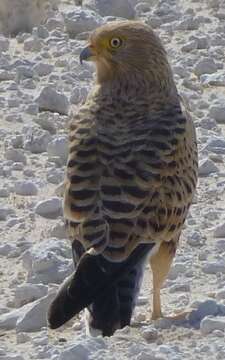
[[150, 241, 176, 320]]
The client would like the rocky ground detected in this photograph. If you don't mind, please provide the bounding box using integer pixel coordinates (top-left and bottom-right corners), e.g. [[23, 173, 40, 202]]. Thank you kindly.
[[0, 0, 225, 359]]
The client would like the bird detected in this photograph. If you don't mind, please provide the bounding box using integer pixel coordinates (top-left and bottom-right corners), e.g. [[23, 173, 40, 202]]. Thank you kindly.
[[48, 20, 198, 337]]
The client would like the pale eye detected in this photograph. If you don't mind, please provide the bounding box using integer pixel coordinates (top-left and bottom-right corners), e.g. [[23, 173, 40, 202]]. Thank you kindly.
[[110, 37, 122, 48]]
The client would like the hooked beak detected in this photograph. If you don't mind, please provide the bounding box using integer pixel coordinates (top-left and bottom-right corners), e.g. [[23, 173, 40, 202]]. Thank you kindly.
[[79, 45, 96, 64]]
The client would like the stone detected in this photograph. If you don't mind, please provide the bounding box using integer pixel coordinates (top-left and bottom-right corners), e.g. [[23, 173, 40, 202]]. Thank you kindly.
[[47, 168, 64, 185], [141, 326, 158, 342], [24, 37, 42, 52], [0, 36, 9, 52], [35, 197, 62, 219], [216, 289, 225, 301], [16, 290, 56, 332], [201, 73, 225, 87], [47, 136, 68, 165], [200, 316, 225, 335], [199, 158, 219, 176], [24, 128, 51, 154], [37, 86, 69, 115], [168, 263, 186, 280], [0, 244, 15, 256], [22, 238, 72, 284], [0, 207, 15, 221], [181, 40, 197, 52], [63, 9, 103, 38], [59, 337, 107, 360], [14, 181, 38, 196], [14, 284, 48, 307], [49, 221, 67, 239], [4, 148, 26, 164], [202, 261, 225, 274], [0, 303, 33, 330], [83, 0, 135, 19], [209, 105, 225, 123], [33, 62, 54, 76], [214, 223, 225, 238], [194, 58, 218, 76], [188, 299, 219, 327]]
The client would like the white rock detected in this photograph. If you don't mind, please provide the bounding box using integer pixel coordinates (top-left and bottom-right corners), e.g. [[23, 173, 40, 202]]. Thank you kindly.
[[141, 326, 158, 341], [168, 263, 186, 280], [63, 9, 103, 37], [181, 40, 197, 52], [33, 62, 54, 76], [0, 244, 15, 256], [49, 221, 67, 239], [189, 299, 219, 326], [202, 261, 225, 274], [83, 0, 135, 19], [24, 128, 51, 154], [4, 148, 27, 164], [35, 197, 62, 219], [214, 223, 225, 238], [14, 181, 38, 196], [59, 337, 107, 360], [47, 168, 64, 184], [0, 355, 24, 360], [22, 238, 71, 284], [0, 36, 9, 52], [14, 283, 48, 307], [199, 158, 219, 176], [200, 316, 225, 335], [0, 0, 54, 36], [0, 302, 33, 330], [47, 136, 68, 165], [201, 72, 225, 87], [209, 105, 225, 123], [37, 86, 69, 115], [16, 332, 31, 344], [16, 291, 56, 332], [194, 58, 218, 76], [216, 290, 225, 301]]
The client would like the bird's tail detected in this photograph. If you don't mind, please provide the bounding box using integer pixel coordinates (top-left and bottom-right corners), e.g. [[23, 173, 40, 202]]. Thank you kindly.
[[48, 242, 157, 335]]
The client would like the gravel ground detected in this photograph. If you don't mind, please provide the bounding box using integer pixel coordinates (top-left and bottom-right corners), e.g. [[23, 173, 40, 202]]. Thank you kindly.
[[1, 0, 225, 359]]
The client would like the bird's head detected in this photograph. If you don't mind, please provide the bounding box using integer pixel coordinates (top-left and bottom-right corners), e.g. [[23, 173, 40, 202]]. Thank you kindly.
[[80, 21, 172, 86]]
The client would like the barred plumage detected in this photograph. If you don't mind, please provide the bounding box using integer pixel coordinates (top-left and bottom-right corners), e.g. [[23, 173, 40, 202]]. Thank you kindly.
[[48, 21, 198, 335]]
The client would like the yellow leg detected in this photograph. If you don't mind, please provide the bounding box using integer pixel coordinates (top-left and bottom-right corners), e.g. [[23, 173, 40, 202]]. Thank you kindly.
[[150, 241, 176, 320]]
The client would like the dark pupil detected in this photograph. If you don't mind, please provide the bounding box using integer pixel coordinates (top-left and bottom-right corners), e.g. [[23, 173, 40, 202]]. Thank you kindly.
[[112, 39, 119, 47]]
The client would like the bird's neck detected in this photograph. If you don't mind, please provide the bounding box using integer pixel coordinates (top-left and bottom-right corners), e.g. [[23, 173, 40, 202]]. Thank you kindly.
[[95, 67, 179, 108]]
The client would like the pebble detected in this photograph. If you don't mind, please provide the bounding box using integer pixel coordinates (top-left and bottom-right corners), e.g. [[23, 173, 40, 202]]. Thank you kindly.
[[83, 0, 136, 19], [199, 158, 219, 176], [22, 239, 71, 284], [194, 58, 218, 76], [141, 326, 158, 342], [14, 283, 48, 307], [35, 197, 62, 219], [47, 136, 68, 165], [33, 62, 54, 77], [4, 148, 27, 164], [36, 86, 69, 115], [202, 261, 225, 274], [200, 316, 225, 335], [214, 223, 225, 238], [63, 9, 104, 38], [201, 72, 225, 87], [0, 207, 15, 221], [209, 104, 225, 124], [0, 36, 9, 52], [16, 291, 56, 332], [14, 181, 38, 196], [24, 128, 51, 154]]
